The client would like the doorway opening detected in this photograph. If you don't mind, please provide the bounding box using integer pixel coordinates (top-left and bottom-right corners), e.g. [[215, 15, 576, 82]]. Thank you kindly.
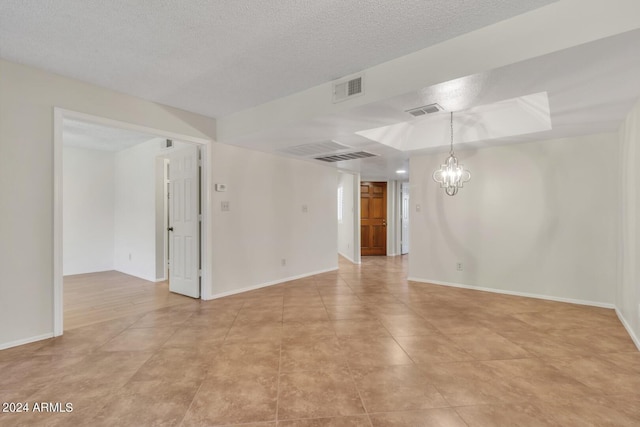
[[53, 109, 212, 336]]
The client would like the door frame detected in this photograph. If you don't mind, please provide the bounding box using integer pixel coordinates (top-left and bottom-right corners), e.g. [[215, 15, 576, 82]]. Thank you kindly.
[[53, 108, 213, 336], [337, 170, 361, 264]]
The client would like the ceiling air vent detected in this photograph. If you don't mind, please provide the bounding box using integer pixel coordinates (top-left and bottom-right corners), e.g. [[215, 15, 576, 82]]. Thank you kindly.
[[314, 151, 377, 162], [406, 103, 444, 117], [333, 75, 364, 103], [278, 140, 350, 157]]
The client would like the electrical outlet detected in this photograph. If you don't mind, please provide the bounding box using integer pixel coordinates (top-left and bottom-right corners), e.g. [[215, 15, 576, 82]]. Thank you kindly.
[[281, 258, 286, 266], [221, 201, 230, 211], [302, 204, 308, 213], [456, 262, 463, 271]]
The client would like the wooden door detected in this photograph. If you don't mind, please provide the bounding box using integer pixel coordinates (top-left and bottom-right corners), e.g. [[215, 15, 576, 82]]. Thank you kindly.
[[361, 181, 387, 256]]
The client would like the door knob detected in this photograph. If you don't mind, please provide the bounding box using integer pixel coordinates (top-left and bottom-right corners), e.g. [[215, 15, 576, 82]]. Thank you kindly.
[[168, 227, 174, 232]]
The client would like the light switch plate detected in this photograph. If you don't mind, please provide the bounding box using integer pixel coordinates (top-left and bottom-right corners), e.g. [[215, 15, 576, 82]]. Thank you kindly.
[[215, 183, 227, 192]]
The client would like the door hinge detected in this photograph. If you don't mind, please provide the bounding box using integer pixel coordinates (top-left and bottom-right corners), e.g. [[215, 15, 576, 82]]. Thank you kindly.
[[198, 214, 202, 222], [198, 269, 202, 277]]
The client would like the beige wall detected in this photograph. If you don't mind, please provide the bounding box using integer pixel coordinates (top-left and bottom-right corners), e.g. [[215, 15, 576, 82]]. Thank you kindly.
[[0, 59, 215, 347], [409, 133, 619, 306], [0, 58, 342, 348], [210, 142, 338, 297], [618, 98, 640, 346]]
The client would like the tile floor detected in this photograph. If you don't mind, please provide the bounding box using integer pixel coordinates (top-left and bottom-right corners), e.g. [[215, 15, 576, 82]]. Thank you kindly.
[[1, 255, 639, 426]]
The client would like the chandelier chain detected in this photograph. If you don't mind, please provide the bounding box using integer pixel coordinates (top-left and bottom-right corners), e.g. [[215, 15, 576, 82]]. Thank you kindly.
[[449, 111, 454, 155]]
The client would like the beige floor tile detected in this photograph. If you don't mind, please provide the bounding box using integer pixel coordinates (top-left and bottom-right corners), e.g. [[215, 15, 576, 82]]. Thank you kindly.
[[278, 415, 371, 426], [496, 329, 588, 357], [331, 319, 391, 338], [325, 304, 377, 320], [280, 337, 347, 372], [547, 327, 637, 354], [603, 351, 640, 374], [446, 330, 532, 360], [352, 364, 448, 412], [234, 307, 284, 324], [540, 394, 640, 426], [544, 355, 640, 395], [182, 371, 278, 426], [282, 321, 336, 340], [5, 255, 637, 426], [340, 336, 414, 368], [283, 306, 330, 322], [162, 325, 229, 349], [90, 380, 199, 426], [277, 367, 365, 420], [369, 408, 467, 427], [209, 341, 281, 375], [378, 314, 438, 337], [396, 334, 475, 364], [419, 361, 529, 406], [454, 402, 557, 426], [99, 326, 178, 351], [483, 358, 594, 402], [130, 347, 209, 386], [225, 321, 283, 343]]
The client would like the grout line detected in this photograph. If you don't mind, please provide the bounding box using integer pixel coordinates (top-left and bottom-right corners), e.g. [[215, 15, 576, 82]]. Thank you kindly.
[[177, 378, 205, 427]]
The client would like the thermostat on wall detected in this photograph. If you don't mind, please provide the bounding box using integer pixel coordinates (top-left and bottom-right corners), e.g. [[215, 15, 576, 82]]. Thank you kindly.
[[215, 183, 227, 192]]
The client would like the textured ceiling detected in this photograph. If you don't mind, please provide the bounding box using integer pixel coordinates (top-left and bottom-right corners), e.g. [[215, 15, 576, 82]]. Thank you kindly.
[[0, 0, 554, 118], [222, 28, 640, 179]]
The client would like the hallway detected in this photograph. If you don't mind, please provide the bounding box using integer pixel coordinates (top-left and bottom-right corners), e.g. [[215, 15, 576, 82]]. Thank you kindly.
[[1, 255, 639, 426]]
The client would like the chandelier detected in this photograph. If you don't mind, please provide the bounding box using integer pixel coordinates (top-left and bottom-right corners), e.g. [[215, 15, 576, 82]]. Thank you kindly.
[[432, 112, 470, 196]]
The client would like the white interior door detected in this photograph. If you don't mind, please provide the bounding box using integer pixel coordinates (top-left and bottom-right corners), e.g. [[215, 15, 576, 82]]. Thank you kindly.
[[168, 145, 200, 298], [401, 182, 410, 255]]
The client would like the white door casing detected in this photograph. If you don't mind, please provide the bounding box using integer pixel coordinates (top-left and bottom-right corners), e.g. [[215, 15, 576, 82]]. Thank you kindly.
[[401, 181, 410, 255], [168, 145, 200, 298]]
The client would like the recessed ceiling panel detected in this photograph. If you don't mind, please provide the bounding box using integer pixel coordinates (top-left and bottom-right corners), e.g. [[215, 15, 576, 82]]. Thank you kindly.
[[356, 92, 551, 151]]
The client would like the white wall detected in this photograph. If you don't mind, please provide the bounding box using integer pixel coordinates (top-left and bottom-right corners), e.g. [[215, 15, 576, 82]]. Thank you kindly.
[[210, 142, 338, 297], [63, 147, 115, 275], [387, 180, 402, 256], [338, 171, 356, 263], [0, 58, 216, 348], [618, 98, 640, 346], [114, 138, 160, 281], [409, 133, 619, 306]]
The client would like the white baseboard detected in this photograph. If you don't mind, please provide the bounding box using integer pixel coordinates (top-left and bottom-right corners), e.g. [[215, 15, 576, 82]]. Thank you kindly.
[[615, 308, 640, 351], [0, 333, 54, 351], [338, 252, 360, 265], [407, 277, 615, 309], [204, 267, 339, 300]]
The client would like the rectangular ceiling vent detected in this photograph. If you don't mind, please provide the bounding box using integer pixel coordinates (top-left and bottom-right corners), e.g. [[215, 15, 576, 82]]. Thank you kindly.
[[333, 75, 364, 103], [314, 151, 377, 162], [278, 140, 351, 157], [406, 103, 444, 117]]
